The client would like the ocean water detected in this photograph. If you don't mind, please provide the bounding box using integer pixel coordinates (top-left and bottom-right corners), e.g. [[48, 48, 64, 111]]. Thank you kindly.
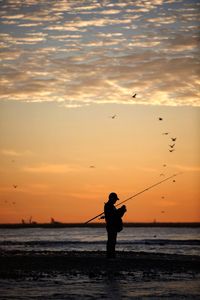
[[0, 226, 199, 256]]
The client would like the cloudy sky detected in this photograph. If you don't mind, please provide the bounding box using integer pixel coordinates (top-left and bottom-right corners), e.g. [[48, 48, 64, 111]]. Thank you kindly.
[[0, 0, 199, 223]]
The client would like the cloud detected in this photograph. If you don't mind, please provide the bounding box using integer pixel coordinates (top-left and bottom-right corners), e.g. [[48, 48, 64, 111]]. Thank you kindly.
[[99, 9, 121, 15], [1, 20, 18, 25], [73, 5, 99, 11], [22, 163, 84, 174], [147, 16, 177, 24], [1, 149, 33, 157], [0, 0, 199, 107], [44, 18, 131, 32], [173, 165, 200, 172], [159, 200, 178, 207], [17, 23, 43, 27], [0, 49, 23, 61], [137, 167, 158, 173], [2, 14, 25, 20]]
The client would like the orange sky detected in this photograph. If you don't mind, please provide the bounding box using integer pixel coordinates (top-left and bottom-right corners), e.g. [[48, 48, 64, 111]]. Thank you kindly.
[[0, 0, 199, 223], [0, 103, 199, 223]]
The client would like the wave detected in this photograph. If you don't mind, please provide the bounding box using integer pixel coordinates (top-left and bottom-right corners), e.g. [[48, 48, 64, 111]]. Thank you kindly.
[[1, 239, 200, 246]]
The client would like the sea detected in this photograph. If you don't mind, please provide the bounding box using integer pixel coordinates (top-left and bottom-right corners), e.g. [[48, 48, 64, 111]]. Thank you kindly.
[[0, 226, 199, 256]]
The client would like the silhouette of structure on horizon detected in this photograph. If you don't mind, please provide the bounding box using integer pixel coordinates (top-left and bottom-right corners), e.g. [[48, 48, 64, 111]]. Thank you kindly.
[[51, 217, 61, 225]]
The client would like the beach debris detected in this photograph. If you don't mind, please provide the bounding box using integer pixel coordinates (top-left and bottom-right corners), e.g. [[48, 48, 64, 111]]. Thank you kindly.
[[161, 211, 165, 213], [160, 173, 165, 176], [163, 164, 167, 167]]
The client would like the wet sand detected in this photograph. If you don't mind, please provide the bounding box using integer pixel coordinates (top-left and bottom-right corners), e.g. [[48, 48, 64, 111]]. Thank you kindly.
[[0, 251, 200, 299], [1, 250, 200, 274]]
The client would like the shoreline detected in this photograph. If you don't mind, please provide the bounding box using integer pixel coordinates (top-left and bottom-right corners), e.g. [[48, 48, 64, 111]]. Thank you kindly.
[[0, 222, 200, 229]]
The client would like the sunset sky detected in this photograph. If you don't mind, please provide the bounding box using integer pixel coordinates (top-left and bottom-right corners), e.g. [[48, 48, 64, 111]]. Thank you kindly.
[[0, 0, 199, 223]]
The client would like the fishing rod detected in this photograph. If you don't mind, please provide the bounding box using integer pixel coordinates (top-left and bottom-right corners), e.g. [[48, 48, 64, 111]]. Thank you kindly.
[[84, 172, 182, 224]]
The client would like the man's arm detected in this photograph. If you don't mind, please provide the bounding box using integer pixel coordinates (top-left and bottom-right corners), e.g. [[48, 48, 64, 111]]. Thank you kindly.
[[117, 205, 127, 217]]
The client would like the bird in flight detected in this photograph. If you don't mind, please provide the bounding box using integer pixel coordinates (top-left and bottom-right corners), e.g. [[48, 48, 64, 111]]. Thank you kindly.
[[169, 149, 175, 152], [163, 164, 167, 167], [169, 144, 175, 148], [173, 180, 176, 183], [160, 173, 165, 176], [110, 114, 117, 119], [162, 132, 169, 135], [158, 117, 163, 121], [161, 211, 165, 213], [13, 185, 18, 188], [89, 165, 95, 168], [171, 137, 177, 142], [132, 93, 137, 98]]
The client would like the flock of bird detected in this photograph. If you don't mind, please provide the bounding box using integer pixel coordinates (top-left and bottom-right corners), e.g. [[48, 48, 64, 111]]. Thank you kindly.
[[158, 117, 177, 153], [107, 92, 179, 218], [158, 116, 178, 215]]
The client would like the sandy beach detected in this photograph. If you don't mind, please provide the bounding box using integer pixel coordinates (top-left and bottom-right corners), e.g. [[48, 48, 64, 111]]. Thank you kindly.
[[0, 251, 200, 299]]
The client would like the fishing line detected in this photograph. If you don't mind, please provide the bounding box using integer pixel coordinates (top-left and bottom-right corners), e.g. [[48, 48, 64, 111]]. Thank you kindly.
[[84, 172, 183, 224]]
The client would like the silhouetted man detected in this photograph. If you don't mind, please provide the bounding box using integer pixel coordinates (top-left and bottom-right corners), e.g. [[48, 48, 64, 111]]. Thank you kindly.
[[104, 192, 126, 259]]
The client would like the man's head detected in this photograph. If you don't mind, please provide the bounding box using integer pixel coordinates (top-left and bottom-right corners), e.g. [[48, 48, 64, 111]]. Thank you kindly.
[[109, 192, 119, 204]]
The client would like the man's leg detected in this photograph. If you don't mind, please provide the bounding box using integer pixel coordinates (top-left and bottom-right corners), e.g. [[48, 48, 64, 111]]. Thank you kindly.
[[107, 229, 117, 258]]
